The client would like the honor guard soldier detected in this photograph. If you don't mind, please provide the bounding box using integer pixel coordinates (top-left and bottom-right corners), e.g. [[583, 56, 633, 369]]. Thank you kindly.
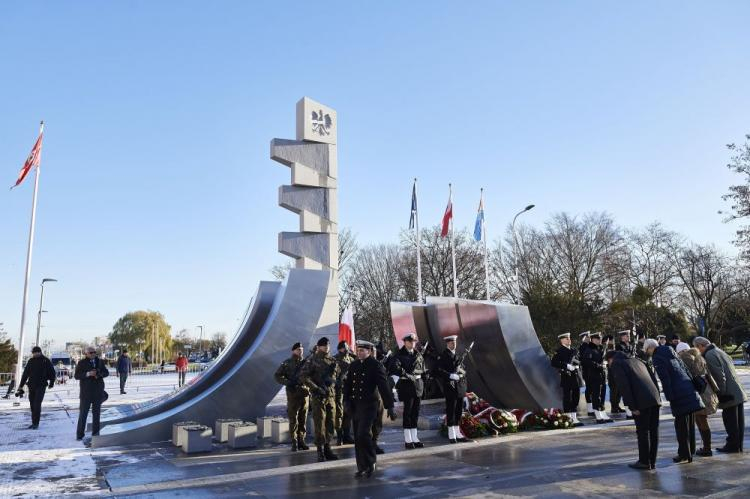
[[578, 331, 593, 415], [299, 337, 340, 462], [436, 335, 470, 443], [657, 335, 667, 346], [274, 342, 310, 452], [615, 330, 635, 418], [334, 340, 356, 445], [580, 333, 613, 423], [551, 333, 583, 426], [372, 342, 395, 455], [391, 332, 426, 449], [343, 340, 397, 478]]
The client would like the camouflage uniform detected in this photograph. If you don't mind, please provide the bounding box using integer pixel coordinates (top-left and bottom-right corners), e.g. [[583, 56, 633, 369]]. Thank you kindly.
[[274, 355, 310, 442], [334, 350, 355, 441], [300, 350, 340, 447]]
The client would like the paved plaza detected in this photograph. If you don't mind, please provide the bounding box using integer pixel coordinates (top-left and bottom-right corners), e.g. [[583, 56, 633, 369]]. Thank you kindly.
[[1, 370, 748, 498]]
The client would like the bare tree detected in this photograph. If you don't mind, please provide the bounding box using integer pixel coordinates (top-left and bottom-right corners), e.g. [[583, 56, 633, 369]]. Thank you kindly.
[[623, 222, 681, 306], [720, 134, 750, 260]]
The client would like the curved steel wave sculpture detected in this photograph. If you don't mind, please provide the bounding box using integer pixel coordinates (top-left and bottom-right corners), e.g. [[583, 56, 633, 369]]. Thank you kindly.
[[93, 269, 330, 447], [390, 297, 561, 411]]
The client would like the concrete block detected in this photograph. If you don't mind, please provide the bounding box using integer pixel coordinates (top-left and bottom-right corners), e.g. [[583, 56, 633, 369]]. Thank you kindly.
[[299, 210, 337, 234], [214, 418, 243, 443], [296, 97, 337, 145], [278, 232, 335, 268], [228, 422, 257, 449], [172, 421, 199, 446], [182, 425, 213, 453], [256, 416, 274, 439], [278, 185, 331, 219], [271, 139, 335, 175], [271, 418, 290, 443], [291, 162, 336, 188]]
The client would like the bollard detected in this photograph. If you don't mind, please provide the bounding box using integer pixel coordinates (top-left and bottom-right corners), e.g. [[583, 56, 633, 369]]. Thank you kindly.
[[172, 421, 200, 446], [214, 418, 243, 443], [271, 418, 291, 443], [228, 422, 257, 449], [182, 425, 213, 453]]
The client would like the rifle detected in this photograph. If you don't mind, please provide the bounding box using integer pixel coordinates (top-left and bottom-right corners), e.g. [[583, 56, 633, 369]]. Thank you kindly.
[[450, 341, 475, 388], [288, 351, 314, 389]]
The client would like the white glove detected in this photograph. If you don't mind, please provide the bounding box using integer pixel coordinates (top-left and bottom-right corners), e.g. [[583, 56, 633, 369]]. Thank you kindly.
[[566, 364, 577, 372], [449, 373, 460, 381], [391, 375, 399, 385]]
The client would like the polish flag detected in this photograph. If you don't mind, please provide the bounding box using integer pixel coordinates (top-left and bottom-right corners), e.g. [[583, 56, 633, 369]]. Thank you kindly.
[[12, 130, 44, 189], [441, 192, 453, 237], [338, 305, 355, 347]]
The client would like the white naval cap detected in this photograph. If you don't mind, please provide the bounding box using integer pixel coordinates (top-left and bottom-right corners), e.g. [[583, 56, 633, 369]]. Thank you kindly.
[[355, 340, 375, 349], [444, 335, 458, 342]]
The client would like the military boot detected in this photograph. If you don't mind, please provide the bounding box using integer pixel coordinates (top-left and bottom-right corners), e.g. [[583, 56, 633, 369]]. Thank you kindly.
[[297, 437, 310, 451], [323, 444, 339, 460], [336, 431, 343, 446], [316, 445, 326, 462], [291, 439, 298, 452]]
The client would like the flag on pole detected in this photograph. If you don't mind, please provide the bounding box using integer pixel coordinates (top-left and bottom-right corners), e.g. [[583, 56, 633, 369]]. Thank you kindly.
[[12, 130, 44, 189], [339, 304, 355, 346], [441, 190, 453, 237], [409, 182, 417, 230], [474, 196, 484, 241]]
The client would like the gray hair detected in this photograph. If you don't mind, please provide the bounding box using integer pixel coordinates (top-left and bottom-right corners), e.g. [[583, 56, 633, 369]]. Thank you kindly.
[[643, 338, 659, 351], [85, 346, 97, 353], [693, 337, 711, 348]]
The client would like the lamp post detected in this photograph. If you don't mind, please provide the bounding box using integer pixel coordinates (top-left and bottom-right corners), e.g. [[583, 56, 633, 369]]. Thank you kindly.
[[511, 205, 535, 304], [196, 325, 204, 360], [35, 278, 57, 347]]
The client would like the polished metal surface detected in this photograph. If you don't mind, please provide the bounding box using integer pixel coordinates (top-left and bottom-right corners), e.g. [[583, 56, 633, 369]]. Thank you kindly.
[[93, 269, 330, 447], [390, 298, 561, 411], [101, 281, 281, 426]]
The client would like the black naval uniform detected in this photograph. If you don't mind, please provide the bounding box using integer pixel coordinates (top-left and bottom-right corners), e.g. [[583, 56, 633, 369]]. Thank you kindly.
[[436, 348, 468, 427], [391, 346, 426, 430], [551, 345, 581, 413], [343, 355, 394, 474], [579, 341, 591, 407], [581, 343, 606, 412]]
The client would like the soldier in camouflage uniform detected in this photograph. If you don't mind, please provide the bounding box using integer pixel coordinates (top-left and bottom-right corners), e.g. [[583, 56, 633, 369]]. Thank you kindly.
[[274, 342, 310, 452], [334, 341, 356, 445], [299, 337, 340, 462]]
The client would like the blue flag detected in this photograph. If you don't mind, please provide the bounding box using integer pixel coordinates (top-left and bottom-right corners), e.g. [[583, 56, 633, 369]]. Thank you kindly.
[[409, 182, 417, 230], [474, 197, 484, 241]]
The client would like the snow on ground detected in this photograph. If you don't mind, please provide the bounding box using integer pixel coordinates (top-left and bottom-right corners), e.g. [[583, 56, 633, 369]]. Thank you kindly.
[[0, 373, 196, 498]]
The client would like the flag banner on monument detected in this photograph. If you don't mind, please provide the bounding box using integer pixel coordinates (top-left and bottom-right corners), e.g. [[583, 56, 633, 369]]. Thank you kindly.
[[12, 130, 44, 189], [441, 192, 453, 238], [474, 196, 484, 241], [339, 304, 355, 346], [409, 181, 417, 230]]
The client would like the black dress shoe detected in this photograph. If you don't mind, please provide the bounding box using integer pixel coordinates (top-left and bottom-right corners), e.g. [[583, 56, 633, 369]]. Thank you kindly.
[[405, 442, 415, 449], [449, 438, 457, 444], [716, 446, 741, 454], [27, 424, 36, 429], [413, 441, 424, 448], [355, 469, 365, 478], [587, 412, 595, 417], [342, 436, 355, 445], [672, 456, 691, 464], [375, 446, 385, 455], [628, 462, 650, 470], [364, 465, 376, 478], [596, 420, 605, 424], [456, 437, 470, 443]]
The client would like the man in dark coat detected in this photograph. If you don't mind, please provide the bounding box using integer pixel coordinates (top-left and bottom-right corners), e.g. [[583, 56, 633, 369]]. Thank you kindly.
[[333, 340, 355, 445], [694, 337, 748, 453], [16, 346, 56, 429], [372, 342, 394, 454], [391, 332, 426, 449], [274, 342, 311, 452], [436, 335, 471, 442], [652, 343, 704, 463], [116, 349, 132, 394], [75, 346, 109, 440], [607, 350, 661, 470], [551, 333, 583, 426], [614, 330, 636, 418], [578, 332, 593, 415], [581, 333, 612, 423], [343, 340, 396, 478]]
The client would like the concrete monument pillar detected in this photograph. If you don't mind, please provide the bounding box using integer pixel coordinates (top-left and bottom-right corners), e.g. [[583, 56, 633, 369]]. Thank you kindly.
[[271, 97, 339, 346]]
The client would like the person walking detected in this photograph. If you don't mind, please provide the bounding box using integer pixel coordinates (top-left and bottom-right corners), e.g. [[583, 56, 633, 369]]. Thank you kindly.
[[693, 337, 747, 453], [274, 342, 311, 452], [550, 333, 583, 427], [116, 349, 132, 394], [299, 337, 340, 462], [606, 349, 661, 470], [677, 343, 719, 456], [75, 346, 109, 441], [343, 340, 397, 478], [651, 342, 704, 464], [175, 353, 188, 387], [16, 346, 56, 429], [391, 332, 426, 448]]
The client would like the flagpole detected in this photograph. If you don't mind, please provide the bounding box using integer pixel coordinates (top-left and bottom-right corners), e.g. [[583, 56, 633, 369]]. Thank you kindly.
[[481, 188, 490, 300], [15, 121, 44, 385], [449, 183, 457, 299], [414, 178, 423, 304]]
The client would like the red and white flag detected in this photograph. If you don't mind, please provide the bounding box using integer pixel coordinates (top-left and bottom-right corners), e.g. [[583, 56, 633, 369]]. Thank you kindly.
[[12, 129, 44, 189], [440, 189, 453, 237], [338, 304, 355, 347]]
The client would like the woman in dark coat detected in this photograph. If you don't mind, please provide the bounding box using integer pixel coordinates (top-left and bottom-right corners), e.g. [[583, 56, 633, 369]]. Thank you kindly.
[[652, 344, 704, 463]]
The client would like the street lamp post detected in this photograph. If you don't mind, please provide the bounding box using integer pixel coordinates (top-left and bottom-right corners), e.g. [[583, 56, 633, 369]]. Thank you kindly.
[[511, 205, 535, 304], [35, 278, 57, 347]]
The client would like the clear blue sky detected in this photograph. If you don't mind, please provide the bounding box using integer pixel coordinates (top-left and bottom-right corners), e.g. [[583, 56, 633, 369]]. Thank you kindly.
[[1, 1, 748, 349]]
